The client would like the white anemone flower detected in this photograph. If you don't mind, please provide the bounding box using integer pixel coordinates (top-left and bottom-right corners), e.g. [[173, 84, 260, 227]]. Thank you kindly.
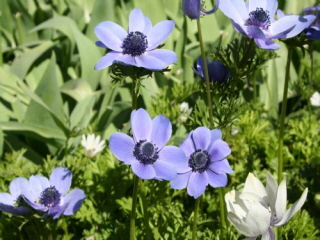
[[179, 102, 193, 123], [81, 134, 105, 157], [225, 173, 308, 240], [310, 91, 320, 107]]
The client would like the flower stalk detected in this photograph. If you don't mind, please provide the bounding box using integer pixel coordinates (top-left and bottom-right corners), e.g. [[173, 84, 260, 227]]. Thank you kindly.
[[196, 18, 227, 239], [130, 175, 139, 240], [277, 46, 293, 185], [192, 196, 201, 240]]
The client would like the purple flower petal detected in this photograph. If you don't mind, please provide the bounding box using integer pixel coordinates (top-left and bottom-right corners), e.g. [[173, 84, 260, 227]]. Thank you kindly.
[[207, 129, 222, 151], [9, 177, 28, 199], [129, 8, 146, 33], [150, 115, 171, 149], [180, 132, 196, 157], [147, 20, 175, 50], [187, 172, 208, 199], [207, 170, 227, 187], [131, 161, 156, 180], [135, 49, 177, 70], [182, 0, 201, 20], [50, 167, 72, 196], [170, 171, 191, 189], [61, 189, 86, 216], [153, 160, 177, 180], [0, 202, 30, 215], [208, 139, 231, 162], [131, 108, 152, 142], [29, 175, 49, 198], [219, 0, 247, 25], [94, 52, 123, 70], [0, 193, 14, 205], [248, 0, 267, 13], [159, 146, 190, 172], [192, 127, 211, 150], [270, 15, 316, 39], [109, 132, 136, 165], [95, 22, 127, 51], [266, 0, 278, 22], [209, 159, 233, 174], [95, 41, 107, 48], [254, 38, 280, 50], [143, 17, 153, 35]]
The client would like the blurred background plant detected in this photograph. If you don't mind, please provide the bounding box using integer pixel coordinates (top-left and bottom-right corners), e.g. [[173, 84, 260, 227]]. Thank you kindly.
[[0, 0, 320, 239]]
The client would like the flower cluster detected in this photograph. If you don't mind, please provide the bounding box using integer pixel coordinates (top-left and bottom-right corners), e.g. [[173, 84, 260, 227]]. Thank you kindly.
[[225, 173, 308, 239], [0, 168, 86, 219], [109, 108, 233, 198]]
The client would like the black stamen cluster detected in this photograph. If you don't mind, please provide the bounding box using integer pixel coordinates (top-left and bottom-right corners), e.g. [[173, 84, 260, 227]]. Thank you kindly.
[[122, 31, 148, 56], [39, 186, 61, 208], [188, 149, 211, 173], [133, 140, 159, 165], [245, 7, 271, 30]]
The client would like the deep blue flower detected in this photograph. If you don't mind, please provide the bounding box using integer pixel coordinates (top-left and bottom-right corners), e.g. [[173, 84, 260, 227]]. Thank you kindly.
[[94, 8, 177, 71], [0, 177, 31, 215], [182, 0, 219, 20], [193, 57, 230, 83], [170, 127, 233, 199], [22, 167, 86, 219], [109, 108, 186, 180], [301, 4, 320, 40], [219, 0, 316, 49]]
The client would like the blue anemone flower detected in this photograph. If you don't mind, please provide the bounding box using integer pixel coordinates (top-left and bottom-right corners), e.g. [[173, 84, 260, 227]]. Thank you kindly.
[[219, 0, 316, 50], [182, 0, 220, 20], [0, 177, 30, 215], [94, 8, 177, 71], [170, 127, 233, 199], [301, 4, 320, 40], [109, 108, 186, 180], [22, 167, 86, 219], [193, 57, 230, 83]]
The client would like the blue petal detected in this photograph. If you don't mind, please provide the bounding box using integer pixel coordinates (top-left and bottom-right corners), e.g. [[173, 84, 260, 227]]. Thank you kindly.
[[254, 38, 280, 50], [209, 159, 234, 174], [131, 108, 152, 142], [207, 170, 228, 187], [109, 132, 136, 165], [129, 8, 146, 33], [180, 131, 196, 157], [9, 177, 28, 199], [29, 175, 49, 198], [159, 146, 189, 173], [191, 127, 211, 150], [95, 21, 127, 51], [219, 0, 247, 25], [208, 139, 231, 162], [266, 0, 278, 22], [182, 0, 201, 20], [95, 52, 123, 70], [150, 115, 172, 149], [170, 171, 191, 189], [249, 0, 267, 13], [0, 193, 14, 206], [61, 189, 86, 216], [147, 20, 175, 50], [50, 167, 72, 196], [153, 160, 177, 180], [187, 172, 208, 199], [131, 161, 156, 180], [135, 49, 177, 70], [0, 202, 30, 215]]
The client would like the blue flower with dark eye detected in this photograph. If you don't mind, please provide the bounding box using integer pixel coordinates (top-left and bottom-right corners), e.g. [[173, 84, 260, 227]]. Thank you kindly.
[[0, 177, 30, 215], [170, 127, 233, 199], [301, 4, 320, 40], [182, 0, 219, 20], [193, 57, 230, 83], [94, 8, 177, 71], [219, 0, 316, 49], [22, 167, 86, 219], [109, 108, 186, 180]]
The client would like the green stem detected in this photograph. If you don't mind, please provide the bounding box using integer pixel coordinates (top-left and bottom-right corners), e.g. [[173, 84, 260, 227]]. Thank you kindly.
[[192, 196, 201, 240], [140, 181, 151, 240], [277, 46, 293, 185], [197, 18, 227, 239], [238, 38, 255, 69], [197, 19, 214, 122], [15, 12, 24, 45], [130, 175, 139, 240]]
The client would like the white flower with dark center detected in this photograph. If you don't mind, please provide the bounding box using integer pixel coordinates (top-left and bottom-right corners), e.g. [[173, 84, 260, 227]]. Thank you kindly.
[[81, 134, 105, 157]]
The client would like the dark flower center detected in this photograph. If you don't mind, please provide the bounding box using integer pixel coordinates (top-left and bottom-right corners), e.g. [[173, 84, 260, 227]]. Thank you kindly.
[[39, 186, 61, 208], [188, 150, 211, 173], [122, 31, 148, 56], [133, 140, 159, 164], [245, 7, 271, 30]]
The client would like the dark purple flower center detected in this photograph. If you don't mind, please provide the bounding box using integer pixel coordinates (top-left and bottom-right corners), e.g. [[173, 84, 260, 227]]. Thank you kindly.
[[39, 186, 61, 208], [122, 31, 148, 57], [133, 140, 159, 164], [245, 7, 271, 30], [189, 150, 211, 173]]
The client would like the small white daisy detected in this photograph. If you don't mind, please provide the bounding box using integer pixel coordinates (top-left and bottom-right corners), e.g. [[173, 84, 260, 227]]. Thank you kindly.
[[310, 91, 320, 107], [81, 134, 105, 157], [179, 102, 192, 123]]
